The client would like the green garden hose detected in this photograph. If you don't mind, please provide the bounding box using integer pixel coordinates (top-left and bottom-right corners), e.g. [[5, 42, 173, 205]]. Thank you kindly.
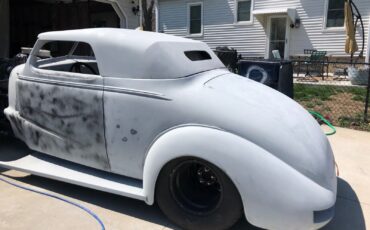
[[309, 111, 336, 136], [309, 111, 340, 176]]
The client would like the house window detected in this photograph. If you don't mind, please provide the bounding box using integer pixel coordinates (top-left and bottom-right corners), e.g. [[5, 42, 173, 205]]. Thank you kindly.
[[326, 0, 345, 28], [188, 3, 202, 35], [237, 0, 252, 22]]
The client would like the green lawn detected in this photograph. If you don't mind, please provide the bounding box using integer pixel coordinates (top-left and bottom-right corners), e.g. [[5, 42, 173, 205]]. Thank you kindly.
[[294, 84, 370, 132]]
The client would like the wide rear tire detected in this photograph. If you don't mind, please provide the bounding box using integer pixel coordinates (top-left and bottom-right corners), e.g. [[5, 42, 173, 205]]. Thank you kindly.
[[156, 157, 243, 230]]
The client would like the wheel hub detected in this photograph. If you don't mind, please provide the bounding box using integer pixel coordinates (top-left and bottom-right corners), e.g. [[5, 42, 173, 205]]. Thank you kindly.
[[197, 166, 218, 186], [170, 160, 223, 215]]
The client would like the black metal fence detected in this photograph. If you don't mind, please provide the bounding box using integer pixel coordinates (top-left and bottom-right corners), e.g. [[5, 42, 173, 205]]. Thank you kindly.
[[293, 60, 370, 131], [215, 48, 370, 131]]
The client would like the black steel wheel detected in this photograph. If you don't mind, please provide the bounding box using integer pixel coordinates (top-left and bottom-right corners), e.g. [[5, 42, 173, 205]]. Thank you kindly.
[[156, 158, 243, 230]]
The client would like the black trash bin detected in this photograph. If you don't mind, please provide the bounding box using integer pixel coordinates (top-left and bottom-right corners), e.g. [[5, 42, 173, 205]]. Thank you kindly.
[[238, 59, 294, 98]]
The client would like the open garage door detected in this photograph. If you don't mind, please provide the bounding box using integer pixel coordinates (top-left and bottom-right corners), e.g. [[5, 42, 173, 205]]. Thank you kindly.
[[0, 0, 9, 58], [9, 0, 125, 57]]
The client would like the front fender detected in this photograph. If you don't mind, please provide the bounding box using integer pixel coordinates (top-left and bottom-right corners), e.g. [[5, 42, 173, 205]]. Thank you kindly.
[[142, 126, 336, 230]]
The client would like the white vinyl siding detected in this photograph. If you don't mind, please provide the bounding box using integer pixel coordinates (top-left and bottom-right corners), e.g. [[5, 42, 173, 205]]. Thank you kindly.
[[159, 0, 265, 57], [158, 0, 370, 58]]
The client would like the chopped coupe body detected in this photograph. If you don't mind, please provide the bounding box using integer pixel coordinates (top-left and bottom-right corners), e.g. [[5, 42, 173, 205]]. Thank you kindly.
[[3, 29, 336, 230]]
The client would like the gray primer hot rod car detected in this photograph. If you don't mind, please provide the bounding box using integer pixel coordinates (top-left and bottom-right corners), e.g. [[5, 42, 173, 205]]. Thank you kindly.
[[2, 29, 336, 230]]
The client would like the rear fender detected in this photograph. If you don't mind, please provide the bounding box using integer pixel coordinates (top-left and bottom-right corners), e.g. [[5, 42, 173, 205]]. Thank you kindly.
[[143, 126, 248, 205], [142, 126, 336, 230]]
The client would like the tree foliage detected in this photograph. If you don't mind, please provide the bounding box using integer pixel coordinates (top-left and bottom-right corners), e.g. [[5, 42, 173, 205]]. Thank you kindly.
[[141, 0, 154, 31]]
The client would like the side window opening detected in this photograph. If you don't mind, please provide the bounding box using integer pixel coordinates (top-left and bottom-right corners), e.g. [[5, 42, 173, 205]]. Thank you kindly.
[[185, 50, 212, 61], [35, 41, 99, 76]]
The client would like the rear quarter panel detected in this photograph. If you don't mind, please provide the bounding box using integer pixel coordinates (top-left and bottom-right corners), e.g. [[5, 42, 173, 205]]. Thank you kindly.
[[143, 126, 336, 230]]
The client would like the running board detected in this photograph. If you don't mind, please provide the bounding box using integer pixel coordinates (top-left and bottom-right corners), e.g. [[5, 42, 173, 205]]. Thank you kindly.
[[0, 153, 146, 202]]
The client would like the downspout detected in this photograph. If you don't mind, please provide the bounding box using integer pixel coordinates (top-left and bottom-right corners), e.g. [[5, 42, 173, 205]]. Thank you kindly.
[[366, 16, 370, 63], [155, 0, 159, 32], [139, 0, 143, 28]]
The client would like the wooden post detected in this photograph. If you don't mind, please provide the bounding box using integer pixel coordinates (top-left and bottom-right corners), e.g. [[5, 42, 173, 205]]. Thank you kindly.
[[365, 68, 370, 122]]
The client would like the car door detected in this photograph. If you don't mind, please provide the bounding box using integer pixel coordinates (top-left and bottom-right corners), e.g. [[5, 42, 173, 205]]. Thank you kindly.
[[103, 77, 179, 179], [17, 40, 110, 171]]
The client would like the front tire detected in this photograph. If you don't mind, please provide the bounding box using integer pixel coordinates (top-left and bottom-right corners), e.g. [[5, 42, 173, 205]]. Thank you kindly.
[[156, 158, 243, 230]]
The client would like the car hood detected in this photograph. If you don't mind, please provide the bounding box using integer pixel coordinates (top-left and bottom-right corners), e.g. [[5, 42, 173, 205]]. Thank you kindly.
[[202, 73, 336, 191]]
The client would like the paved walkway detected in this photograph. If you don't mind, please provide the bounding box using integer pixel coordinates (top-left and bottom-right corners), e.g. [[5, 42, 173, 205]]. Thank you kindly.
[[322, 127, 369, 230], [0, 127, 369, 229]]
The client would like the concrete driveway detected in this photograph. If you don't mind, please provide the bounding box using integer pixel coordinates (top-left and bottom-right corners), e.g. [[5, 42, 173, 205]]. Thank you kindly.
[[0, 127, 369, 230]]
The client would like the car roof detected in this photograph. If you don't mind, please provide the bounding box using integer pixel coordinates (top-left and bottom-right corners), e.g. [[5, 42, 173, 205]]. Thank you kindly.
[[38, 28, 195, 45], [36, 28, 225, 79]]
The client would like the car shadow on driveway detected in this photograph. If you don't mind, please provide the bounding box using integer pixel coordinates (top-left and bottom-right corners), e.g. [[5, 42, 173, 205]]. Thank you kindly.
[[322, 178, 366, 230], [0, 136, 365, 230], [2, 173, 363, 230], [0, 135, 29, 162], [0, 171, 179, 228], [0, 170, 259, 229]]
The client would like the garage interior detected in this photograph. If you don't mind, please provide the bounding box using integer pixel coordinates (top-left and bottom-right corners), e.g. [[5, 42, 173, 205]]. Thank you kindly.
[[0, 0, 121, 58]]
